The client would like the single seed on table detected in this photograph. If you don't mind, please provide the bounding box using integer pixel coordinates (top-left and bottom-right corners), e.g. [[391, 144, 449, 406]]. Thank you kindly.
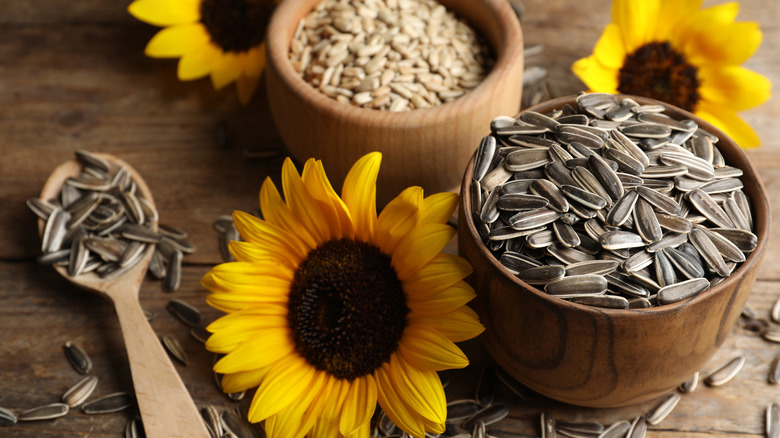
[[64, 341, 92, 374], [163, 250, 183, 292], [222, 408, 257, 438], [446, 399, 481, 424], [557, 420, 605, 436], [768, 402, 780, 438], [162, 334, 189, 365], [704, 355, 745, 387], [627, 416, 647, 438], [679, 372, 699, 393], [18, 403, 69, 421], [62, 375, 99, 408], [764, 328, 780, 344], [598, 420, 631, 438], [769, 355, 780, 384], [475, 366, 497, 407], [167, 299, 202, 327], [646, 392, 681, 425], [82, 392, 134, 414], [462, 403, 509, 430], [0, 407, 17, 426]]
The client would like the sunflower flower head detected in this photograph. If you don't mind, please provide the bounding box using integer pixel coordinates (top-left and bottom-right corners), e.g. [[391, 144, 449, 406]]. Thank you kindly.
[[128, 0, 281, 105], [202, 152, 484, 438], [572, 0, 772, 148]]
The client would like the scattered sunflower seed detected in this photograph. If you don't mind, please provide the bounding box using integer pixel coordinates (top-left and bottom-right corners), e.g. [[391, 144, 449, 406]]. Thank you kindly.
[[82, 392, 134, 414]]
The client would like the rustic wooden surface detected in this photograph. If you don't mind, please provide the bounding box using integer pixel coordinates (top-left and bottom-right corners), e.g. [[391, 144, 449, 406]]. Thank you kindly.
[[0, 0, 777, 437]]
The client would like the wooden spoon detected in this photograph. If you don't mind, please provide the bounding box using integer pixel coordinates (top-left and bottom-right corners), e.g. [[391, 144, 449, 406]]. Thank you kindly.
[[38, 153, 210, 438]]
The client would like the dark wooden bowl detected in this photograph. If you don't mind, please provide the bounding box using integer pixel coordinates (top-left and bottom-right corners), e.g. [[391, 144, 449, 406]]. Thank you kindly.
[[458, 95, 770, 407]]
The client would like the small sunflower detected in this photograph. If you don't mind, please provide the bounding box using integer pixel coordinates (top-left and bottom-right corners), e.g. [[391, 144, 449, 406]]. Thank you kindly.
[[202, 152, 484, 438], [128, 0, 280, 105], [573, 0, 771, 148]]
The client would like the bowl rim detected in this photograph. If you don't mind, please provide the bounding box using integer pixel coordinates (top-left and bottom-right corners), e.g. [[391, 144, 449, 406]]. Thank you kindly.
[[265, 0, 524, 124], [460, 93, 771, 315]]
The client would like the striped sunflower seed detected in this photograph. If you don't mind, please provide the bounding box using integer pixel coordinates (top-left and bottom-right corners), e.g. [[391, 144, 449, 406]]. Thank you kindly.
[[64, 341, 92, 374], [704, 355, 745, 387], [162, 334, 189, 365], [18, 403, 69, 421], [657, 278, 709, 305], [767, 402, 780, 438], [517, 265, 566, 285], [0, 407, 17, 426], [82, 392, 134, 414], [646, 392, 681, 425], [62, 375, 99, 408]]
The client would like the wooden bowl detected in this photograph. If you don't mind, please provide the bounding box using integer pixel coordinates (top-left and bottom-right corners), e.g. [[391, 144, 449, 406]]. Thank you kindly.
[[458, 95, 770, 407], [265, 0, 524, 205]]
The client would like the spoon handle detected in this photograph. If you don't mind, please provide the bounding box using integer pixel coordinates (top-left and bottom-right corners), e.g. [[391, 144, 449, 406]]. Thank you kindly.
[[111, 286, 211, 438]]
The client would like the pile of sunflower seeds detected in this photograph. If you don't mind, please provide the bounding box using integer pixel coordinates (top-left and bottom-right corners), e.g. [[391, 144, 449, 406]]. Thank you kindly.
[[290, 0, 494, 111], [27, 150, 194, 292], [470, 93, 758, 309]]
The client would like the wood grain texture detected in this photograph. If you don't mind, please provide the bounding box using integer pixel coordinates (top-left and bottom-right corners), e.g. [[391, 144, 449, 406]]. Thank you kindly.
[[0, 0, 778, 436], [265, 0, 525, 205]]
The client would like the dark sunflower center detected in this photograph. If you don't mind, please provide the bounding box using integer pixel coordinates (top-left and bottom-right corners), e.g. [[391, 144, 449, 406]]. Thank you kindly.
[[288, 238, 409, 380], [199, 0, 274, 53], [618, 41, 700, 112]]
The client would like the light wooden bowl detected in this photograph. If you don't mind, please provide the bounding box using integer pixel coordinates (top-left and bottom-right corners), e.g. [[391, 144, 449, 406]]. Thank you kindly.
[[458, 95, 770, 408], [265, 0, 524, 205]]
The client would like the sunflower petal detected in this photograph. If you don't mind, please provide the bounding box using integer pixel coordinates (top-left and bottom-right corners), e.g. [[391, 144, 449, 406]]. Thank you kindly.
[[339, 375, 378, 436], [398, 323, 469, 371], [212, 330, 294, 372], [244, 43, 267, 78], [377, 186, 423, 254], [592, 23, 626, 69], [571, 56, 620, 93], [210, 51, 244, 90], [144, 23, 209, 58], [247, 354, 317, 422], [206, 305, 288, 332], [127, 0, 200, 26], [219, 365, 273, 393], [232, 210, 309, 262], [309, 160, 355, 239], [177, 43, 220, 80], [342, 152, 381, 242], [384, 354, 446, 425], [283, 158, 332, 245], [698, 66, 771, 111], [302, 160, 348, 240], [611, 0, 661, 53], [392, 223, 456, 280], [311, 379, 350, 438], [375, 365, 427, 438], [301, 375, 338, 438], [419, 192, 458, 225], [652, 0, 702, 41], [412, 306, 485, 342], [259, 176, 319, 251], [683, 21, 762, 66], [402, 253, 473, 297], [227, 240, 297, 269], [674, 2, 740, 51], [265, 371, 327, 438], [407, 280, 476, 316], [696, 102, 763, 149]]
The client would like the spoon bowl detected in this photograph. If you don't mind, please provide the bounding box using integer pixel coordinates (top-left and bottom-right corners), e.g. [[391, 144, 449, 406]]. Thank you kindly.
[[38, 153, 210, 438]]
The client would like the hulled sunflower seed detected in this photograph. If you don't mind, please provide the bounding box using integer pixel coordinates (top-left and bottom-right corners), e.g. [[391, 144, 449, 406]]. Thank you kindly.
[[18, 403, 69, 421]]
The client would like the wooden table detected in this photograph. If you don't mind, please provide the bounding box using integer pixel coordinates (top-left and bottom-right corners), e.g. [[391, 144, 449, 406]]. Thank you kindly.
[[1, 0, 778, 436]]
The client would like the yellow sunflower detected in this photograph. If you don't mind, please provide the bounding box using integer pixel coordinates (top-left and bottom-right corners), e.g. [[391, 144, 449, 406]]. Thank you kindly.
[[573, 0, 771, 148], [128, 0, 280, 105], [202, 152, 484, 438]]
